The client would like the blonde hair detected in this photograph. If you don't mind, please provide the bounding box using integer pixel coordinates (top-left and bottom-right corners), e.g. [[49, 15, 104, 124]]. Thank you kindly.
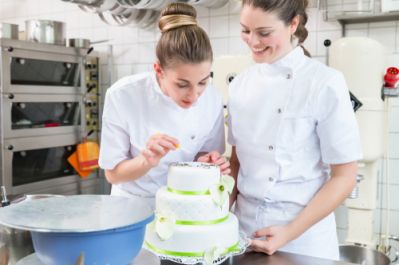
[[156, 3, 213, 68], [159, 14, 197, 33]]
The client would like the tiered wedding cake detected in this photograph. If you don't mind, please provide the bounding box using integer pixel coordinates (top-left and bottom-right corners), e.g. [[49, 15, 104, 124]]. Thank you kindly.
[[145, 162, 239, 262]]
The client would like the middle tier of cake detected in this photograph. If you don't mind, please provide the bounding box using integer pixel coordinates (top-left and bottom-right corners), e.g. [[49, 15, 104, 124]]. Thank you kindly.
[[156, 187, 229, 223]]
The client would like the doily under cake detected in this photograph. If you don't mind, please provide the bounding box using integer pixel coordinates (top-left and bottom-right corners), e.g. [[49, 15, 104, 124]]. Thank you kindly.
[[144, 233, 249, 265]]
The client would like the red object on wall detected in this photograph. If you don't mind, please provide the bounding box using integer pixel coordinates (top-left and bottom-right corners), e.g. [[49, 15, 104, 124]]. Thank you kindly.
[[384, 67, 399, 88]]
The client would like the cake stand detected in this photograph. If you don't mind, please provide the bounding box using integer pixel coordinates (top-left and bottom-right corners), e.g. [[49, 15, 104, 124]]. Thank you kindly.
[[145, 233, 250, 265]]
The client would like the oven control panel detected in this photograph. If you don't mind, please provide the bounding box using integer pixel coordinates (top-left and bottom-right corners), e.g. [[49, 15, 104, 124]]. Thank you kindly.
[[84, 56, 100, 139]]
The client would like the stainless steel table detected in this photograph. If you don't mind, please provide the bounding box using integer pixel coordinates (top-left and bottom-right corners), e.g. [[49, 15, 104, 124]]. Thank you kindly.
[[161, 251, 357, 265], [11, 249, 357, 265]]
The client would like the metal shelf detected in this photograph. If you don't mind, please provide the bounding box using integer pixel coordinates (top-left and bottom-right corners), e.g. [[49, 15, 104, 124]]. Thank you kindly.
[[336, 12, 399, 36], [337, 12, 399, 24]]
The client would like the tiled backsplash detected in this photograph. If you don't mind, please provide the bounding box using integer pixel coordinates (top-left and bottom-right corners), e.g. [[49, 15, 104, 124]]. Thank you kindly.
[[1, 0, 398, 245]]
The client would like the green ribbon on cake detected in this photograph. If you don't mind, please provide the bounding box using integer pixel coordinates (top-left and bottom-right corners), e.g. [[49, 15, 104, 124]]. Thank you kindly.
[[167, 187, 210, 195], [175, 215, 228, 225], [144, 241, 240, 258]]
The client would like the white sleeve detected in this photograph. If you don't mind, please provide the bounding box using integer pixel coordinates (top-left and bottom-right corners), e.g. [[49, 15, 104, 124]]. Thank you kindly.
[[199, 103, 225, 154], [226, 102, 235, 146], [315, 71, 363, 164], [99, 90, 132, 170], [226, 78, 237, 146]]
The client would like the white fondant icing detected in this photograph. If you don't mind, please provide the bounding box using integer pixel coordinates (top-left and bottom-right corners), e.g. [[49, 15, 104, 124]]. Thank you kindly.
[[145, 162, 239, 257], [145, 214, 239, 254], [156, 187, 229, 222], [167, 162, 220, 192]]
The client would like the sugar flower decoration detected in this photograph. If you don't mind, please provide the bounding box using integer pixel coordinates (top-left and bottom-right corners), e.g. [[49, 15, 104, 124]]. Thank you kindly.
[[204, 246, 226, 265], [210, 175, 235, 207], [154, 212, 176, 241]]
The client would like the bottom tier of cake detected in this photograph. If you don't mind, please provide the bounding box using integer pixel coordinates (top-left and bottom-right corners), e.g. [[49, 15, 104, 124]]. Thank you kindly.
[[145, 214, 239, 256]]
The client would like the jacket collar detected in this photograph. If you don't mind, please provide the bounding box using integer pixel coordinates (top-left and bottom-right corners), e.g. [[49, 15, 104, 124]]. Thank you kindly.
[[257, 46, 306, 77], [272, 46, 306, 74]]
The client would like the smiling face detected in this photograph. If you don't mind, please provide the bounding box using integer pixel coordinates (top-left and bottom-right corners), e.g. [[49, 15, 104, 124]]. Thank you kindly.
[[154, 61, 212, 109], [240, 5, 299, 64]]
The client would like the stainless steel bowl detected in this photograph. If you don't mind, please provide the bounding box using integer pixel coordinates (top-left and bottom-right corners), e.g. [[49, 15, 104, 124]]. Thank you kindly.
[[0, 195, 63, 265], [0, 23, 18, 40], [339, 245, 391, 265], [68, 38, 90, 48], [25, 20, 66, 46]]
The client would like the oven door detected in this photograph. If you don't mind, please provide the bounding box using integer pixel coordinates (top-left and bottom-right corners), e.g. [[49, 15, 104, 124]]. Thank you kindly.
[[1, 48, 83, 94], [2, 93, 83, 138], [2, 134, 85, 195]]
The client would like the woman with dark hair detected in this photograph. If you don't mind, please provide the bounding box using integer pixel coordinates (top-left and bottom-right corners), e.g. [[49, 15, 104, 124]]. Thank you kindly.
[[228, 0, 362, 259], [99, 2, 229, 209]]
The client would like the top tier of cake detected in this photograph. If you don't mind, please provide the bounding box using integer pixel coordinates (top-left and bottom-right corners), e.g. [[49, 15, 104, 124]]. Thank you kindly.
[[167, 162, 220, 193]]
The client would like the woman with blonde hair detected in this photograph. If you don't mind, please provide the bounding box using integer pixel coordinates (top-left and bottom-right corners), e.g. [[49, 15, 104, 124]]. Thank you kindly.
[[99, 2, 229, 209]]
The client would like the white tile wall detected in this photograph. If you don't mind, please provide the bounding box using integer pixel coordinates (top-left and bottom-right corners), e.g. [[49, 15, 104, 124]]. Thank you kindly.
[[375, 208, 399, 236], [389, 133, 399, 158], [369, 27, 397, 53], [346, 28, 369, 37], [389, 106, 399, 133], [1, 0, 399, 246], [392, 97, 399, 107], [209, 16, 229, 37], [316, 29, 342, 55], [377, 183, 399, 211], [389, 159, 399, 184]]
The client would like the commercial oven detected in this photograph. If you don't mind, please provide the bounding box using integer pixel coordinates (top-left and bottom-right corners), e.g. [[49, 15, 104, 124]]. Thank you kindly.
[[0, 38, 103, 196]]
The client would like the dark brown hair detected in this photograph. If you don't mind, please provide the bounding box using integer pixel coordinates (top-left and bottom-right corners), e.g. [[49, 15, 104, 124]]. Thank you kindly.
[[156, 3, 213, 68], [242, 0, 311, 56]]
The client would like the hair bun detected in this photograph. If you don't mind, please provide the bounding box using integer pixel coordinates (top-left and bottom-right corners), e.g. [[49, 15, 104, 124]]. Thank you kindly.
[[159, 14, 197, 33], [159, 3, 198, 33]]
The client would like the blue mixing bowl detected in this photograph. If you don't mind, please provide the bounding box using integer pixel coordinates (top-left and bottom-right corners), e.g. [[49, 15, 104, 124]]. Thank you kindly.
[[0, 195, 154, 265], [31, 215, 154, 265]]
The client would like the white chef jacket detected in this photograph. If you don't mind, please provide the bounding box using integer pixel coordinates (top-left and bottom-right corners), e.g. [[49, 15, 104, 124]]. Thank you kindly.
[[99, 72, 225, 204], [227, 47, 362, 260]]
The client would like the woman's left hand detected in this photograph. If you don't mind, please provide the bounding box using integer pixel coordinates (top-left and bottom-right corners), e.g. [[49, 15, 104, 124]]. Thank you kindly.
[[197, 151, 231, 175], [250, 225, 292, 255]]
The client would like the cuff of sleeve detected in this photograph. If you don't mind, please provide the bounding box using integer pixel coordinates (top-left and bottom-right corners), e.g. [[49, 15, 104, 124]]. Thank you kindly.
[[323, 153, 363, 165], [99, 156, 128, 170]]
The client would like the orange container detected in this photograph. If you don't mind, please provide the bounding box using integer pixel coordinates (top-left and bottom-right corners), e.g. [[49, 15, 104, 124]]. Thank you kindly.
[[77, 141, 100, 171], [67, 151, 92, 178]]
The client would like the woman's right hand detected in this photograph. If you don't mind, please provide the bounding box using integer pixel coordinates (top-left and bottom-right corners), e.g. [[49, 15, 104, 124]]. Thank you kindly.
[[250, 224, 293, 255], [141, 133, 179, 167]]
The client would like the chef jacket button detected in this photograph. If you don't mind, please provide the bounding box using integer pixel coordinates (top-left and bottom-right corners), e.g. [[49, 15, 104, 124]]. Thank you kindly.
[[277, 108, 282, 114], [268, 145, 274, 151], [268, 177, 275, 182], [287, 73, 292, 79], [191, 135, 196, 140]]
